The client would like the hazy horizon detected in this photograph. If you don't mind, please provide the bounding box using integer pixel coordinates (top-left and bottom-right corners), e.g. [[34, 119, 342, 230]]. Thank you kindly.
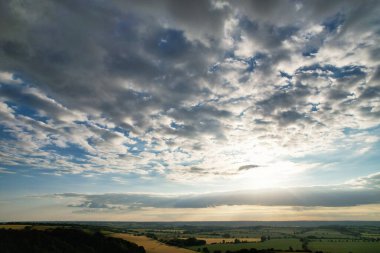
[[1, 0, 380, 222]]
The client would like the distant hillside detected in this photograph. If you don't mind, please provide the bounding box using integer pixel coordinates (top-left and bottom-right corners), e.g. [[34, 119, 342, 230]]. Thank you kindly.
[[43, 220, 380, 228], [0, 228, 146, 253]]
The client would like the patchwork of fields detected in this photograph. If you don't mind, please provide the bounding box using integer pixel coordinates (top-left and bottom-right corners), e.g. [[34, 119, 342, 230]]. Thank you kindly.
[[187, 239, 380, 253], [308, 240, 380, 253], [2, 223, 380, 253], [111, 233, 195, 253], [189, 238, 302, 252]]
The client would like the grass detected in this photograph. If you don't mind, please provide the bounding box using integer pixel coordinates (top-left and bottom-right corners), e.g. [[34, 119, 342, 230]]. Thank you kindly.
[[110, 233, 195, 253], [189, 238, 302, 252], [300, 228, 351, 238], [309, 240, 380, 253], [361, 233, 380, 238]]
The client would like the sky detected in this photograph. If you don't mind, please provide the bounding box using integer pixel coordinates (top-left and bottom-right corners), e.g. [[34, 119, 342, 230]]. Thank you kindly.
[[0, 0, 380, 221]]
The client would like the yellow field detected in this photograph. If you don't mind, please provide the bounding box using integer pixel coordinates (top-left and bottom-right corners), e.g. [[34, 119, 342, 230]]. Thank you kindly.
[[197, 237, 261, 244], [111, 233, 195, 253], [0, 224, 28, 230]]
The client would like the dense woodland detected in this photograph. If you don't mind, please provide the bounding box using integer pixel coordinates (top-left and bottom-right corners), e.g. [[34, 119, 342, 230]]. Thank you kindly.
[[0, 228, 146, 253], [164, 237, 207, 247]]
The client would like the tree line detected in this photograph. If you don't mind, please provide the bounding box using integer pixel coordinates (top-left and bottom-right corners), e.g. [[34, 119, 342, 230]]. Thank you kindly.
[[0, 228, 146, 253]]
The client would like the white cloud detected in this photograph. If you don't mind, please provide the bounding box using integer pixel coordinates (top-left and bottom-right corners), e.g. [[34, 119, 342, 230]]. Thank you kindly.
[[0, 0, 379, 185], [0, 71, 22, 85]]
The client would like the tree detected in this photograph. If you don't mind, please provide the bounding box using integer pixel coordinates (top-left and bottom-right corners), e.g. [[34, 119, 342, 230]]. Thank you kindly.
[[0, 228, 146, 253], [202, 247, 209, 253]]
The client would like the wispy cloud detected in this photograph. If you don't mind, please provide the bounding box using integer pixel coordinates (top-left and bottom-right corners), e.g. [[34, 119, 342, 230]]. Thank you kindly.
[[0, 168, 15, 174]]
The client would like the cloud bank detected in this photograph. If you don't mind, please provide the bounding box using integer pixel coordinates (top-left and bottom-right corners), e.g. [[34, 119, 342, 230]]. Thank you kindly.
[[53, 173, 380, 212]]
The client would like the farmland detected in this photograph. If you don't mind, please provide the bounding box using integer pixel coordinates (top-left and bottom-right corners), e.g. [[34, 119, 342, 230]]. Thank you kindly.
[[103, 222, 380, 253], [2, 221, 380, 253], [308, 240, 380, 253], [111, 233, 195, 253], [188, 238, 303, 252]]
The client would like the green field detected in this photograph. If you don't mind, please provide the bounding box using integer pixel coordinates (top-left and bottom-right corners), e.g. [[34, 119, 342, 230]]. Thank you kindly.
[[189, 239, 303, 252], [361, 233, 380, 239], [309, 240, 380, 253], [299, 228, 353, 239]]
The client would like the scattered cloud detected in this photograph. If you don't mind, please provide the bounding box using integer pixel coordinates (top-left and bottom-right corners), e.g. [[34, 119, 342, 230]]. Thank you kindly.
[[0, 0, 379, 184]]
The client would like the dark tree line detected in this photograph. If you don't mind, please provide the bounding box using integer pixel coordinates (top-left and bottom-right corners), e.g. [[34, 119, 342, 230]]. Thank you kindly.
[[163, 237, 206, 247], [0, 228, 145, 253]]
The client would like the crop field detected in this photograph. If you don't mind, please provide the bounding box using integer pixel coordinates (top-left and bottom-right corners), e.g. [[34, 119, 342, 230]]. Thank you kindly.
[[104, 223, 380, 253], [189, 238, 303, 252], [309, 240, 380, 253], [111, 233, 195, 253]]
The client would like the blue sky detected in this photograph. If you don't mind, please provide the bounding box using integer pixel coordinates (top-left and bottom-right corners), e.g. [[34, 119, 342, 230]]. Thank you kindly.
[[0, 0, 380, 221]]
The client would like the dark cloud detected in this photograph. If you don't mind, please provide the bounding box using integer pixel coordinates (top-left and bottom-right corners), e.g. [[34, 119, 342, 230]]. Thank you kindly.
[[163, 105, 232, 139], [189, 167, 208, 175], [238, 165, 260, 171], [239, 17, 299, 49], [359, 86, 380, 100], [0, 0, 379, 177], [276, 111, 308, 126], [58, 173, 380, 209], [0, 84, 75, 122], [256, 82, 313, 114], [328, 89, 353, 100], [0, 0, 220, 133], [352, 173, 380, 189], [295, 64, 366, 80]]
